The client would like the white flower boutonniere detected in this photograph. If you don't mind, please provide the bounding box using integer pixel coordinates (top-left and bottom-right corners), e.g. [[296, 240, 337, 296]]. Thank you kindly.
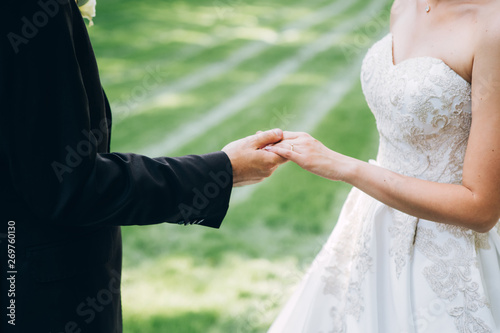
[[76, 0, 96, 26]]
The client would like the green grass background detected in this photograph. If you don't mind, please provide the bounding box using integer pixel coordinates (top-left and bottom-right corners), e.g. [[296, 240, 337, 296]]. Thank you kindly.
[[87, 0, 390, 331]]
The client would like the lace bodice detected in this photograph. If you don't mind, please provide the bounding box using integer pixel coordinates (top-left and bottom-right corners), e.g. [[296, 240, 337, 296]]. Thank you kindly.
[[361, 33, 472, 184]]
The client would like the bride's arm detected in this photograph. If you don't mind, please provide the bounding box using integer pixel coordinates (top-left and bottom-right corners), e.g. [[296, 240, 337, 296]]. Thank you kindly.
[[265, 23, 500, 233]]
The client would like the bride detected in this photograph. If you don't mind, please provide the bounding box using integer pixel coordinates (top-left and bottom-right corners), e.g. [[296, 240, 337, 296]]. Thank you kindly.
[[265, 0, 500, 331]]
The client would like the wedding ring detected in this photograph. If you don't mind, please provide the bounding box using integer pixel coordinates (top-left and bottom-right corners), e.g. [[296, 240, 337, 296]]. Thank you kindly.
[[290, 143, 294, 152]]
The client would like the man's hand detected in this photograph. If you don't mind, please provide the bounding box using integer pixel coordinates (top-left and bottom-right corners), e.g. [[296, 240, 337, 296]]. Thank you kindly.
[[222, 129, 287, 187]]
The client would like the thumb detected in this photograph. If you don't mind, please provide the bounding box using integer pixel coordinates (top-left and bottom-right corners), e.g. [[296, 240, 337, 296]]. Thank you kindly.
[[251, 128, 283, 148]]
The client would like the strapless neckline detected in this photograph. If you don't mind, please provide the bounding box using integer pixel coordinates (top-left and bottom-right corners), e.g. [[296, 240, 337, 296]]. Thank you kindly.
[[360, 32, 472, 185], [388, 33, 471, 86]]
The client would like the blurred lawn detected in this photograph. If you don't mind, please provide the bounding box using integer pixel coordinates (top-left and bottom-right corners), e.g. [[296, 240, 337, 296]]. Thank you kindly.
[[88, 0, 390, 331]]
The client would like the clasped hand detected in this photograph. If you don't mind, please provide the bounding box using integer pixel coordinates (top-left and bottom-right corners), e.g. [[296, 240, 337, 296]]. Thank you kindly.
[[263, 131, 351, 182], [222, 129, 287, 187], [223, 129, 349, 186]]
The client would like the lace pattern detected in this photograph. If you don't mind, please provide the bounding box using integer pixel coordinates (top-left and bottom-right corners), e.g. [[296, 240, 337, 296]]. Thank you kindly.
[[388, 209, 418, 278], [321, 189, 377, 332], [415, 224, 492, 332], [362, 34, 472, 185]]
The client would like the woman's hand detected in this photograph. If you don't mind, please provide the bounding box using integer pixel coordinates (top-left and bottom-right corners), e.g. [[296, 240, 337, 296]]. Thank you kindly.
[[264, 131, 354, 182]]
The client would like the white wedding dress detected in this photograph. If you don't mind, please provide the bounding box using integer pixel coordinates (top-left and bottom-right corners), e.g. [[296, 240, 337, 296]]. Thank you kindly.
[[268, 34, 500, 333]]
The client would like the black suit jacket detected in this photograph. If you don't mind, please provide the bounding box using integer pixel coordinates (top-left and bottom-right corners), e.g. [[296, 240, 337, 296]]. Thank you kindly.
[[0, 1, 233, 332]]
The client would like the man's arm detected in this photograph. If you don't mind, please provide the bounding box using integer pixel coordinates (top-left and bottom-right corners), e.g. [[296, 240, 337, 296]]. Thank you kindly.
[[0, 0, 283, 228]]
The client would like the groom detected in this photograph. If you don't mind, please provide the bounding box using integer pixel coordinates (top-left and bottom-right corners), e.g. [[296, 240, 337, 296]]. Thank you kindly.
[[0, 1, 285, 332]]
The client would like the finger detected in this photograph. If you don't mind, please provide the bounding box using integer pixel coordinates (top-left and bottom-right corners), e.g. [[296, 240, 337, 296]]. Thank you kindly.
[[272, 154, 288, 165], [263, 150, 288, 165], [264, 145, 300, 161], [272, 140, 294, 148], [282, 131, 303, 140], [271, 140, 301, 155], [271, 144, 292, 152], [261, 138, 292, 149], [251, 128, 283, 148], [255, 130, 263, 135]]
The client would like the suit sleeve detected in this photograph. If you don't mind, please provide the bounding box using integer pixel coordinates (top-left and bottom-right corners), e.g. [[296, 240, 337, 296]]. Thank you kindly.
[[0, 0, 233, 228]]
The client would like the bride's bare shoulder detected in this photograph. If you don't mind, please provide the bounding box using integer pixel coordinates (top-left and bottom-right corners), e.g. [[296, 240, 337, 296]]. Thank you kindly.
[[472, 2, 500, 101], [481, 0, 500, 23], [475, 2, 500, 56], [390, 0, 407, 28]]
